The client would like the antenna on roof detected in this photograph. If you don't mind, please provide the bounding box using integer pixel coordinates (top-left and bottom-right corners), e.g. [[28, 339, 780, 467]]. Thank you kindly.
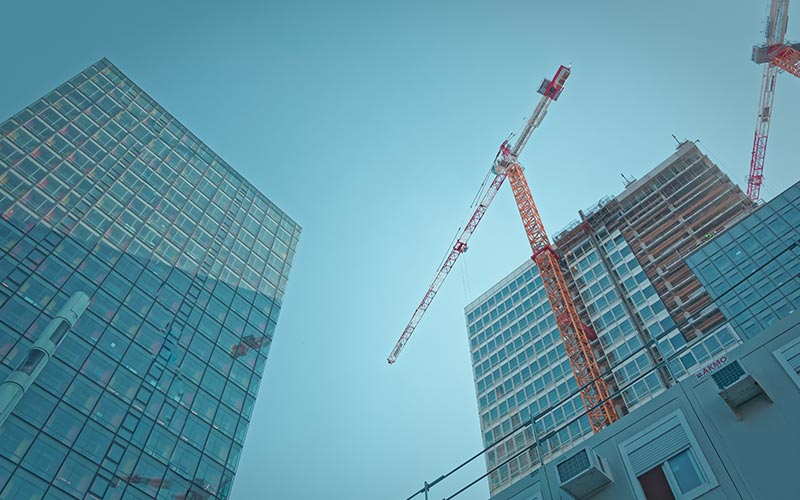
[[621, 173, 636, 188], [671, 134, 690, 149]]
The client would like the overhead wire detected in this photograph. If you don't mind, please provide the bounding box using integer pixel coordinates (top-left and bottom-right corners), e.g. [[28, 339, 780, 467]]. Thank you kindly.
[[460, 252, 472, 303], [434, 146, 509, 277], [402, 238, 800, 500]]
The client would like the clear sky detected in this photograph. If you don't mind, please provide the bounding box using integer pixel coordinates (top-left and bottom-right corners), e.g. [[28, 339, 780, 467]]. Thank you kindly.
[[1, 1, 798, 499]]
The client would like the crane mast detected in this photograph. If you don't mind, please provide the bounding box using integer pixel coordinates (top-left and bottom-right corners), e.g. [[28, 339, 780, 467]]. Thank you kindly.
[[491, 66, 617, 431], [388, 65, 618, 433], [748, 0, 798, 201], [497, 156, 617, 431], [748, 64, 780, 202]]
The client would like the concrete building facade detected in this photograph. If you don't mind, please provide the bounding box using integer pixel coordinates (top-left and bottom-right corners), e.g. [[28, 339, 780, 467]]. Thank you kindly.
[[0, 59, 300, 499], [488, 310, 800, 500]]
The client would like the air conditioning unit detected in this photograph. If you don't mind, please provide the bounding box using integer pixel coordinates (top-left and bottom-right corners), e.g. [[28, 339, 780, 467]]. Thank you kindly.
[[712, 360, 771, 416], [556, 448, 613, 499]]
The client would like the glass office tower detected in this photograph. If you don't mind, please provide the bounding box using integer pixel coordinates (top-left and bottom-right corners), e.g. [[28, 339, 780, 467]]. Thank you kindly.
[[0, 58, 300, 499], [686, 181, 800, 340]]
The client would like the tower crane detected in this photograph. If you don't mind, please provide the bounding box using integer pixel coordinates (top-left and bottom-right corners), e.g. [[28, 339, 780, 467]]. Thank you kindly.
[[748, 0, 800, 201], [387, 66, 618, 433]]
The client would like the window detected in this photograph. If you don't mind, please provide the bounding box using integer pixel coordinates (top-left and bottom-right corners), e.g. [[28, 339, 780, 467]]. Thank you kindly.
[[620, 411, 716, 499], [81, 351, 115, 385], [664, 450, 704, 493], [195, 456, 223, 496], [171, 441, 201, 477], [182, 413, 210, 449], [145, 426, 176, 462], [0, 419, 36, 464], [63, 374, 101, 415], [774, 337, 800, 388], [108, 366, 138, 402], [130, 454, 165, 497], [92, 392, 126, 430], [205, 428, 231, 464], [55, 451, 96, 497], [35, 359, 73, 397], [44, 405, 83, 446], [73, 421, 111, 463], [1, 468, 48, 500]]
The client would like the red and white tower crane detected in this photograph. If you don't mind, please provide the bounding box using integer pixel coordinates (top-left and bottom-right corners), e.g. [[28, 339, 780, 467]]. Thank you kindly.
[[748, 0, 800, 201], [387, 66, 618, 433]]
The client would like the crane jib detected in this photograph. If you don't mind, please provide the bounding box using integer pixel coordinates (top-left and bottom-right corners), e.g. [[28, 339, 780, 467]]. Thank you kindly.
[[387, 64, 572, 364]]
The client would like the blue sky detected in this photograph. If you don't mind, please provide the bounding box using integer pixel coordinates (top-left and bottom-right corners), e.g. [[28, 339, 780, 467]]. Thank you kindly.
[[1, 1, 798, 499]]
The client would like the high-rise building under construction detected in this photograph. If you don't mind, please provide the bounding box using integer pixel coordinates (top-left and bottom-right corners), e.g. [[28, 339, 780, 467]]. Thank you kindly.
[[465, 141, 754, 494]]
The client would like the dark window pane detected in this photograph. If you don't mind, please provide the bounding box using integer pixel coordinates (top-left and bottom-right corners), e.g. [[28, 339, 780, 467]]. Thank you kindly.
[[129, 453, 165, 497], [145, 426, 176, 463], [17, 349, 45, 375], [97, 326, 128, 360], [50, 320, 72, 345], [638, 466, 676, 500], [193, 389, 217, 422], [121, 342, 150, 377], [195, 455, 224, 496]]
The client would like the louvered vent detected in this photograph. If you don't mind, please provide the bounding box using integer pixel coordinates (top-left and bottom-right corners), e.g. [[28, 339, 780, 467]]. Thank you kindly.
[[557, 448, 612, 499], [712, 360, 769, 413], [712, 360, 746, 389], [557, 449, 590, 483]]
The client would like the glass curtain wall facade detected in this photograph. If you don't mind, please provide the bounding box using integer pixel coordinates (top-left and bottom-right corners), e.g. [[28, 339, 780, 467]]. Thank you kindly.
[[0, 58, 300, 499], [466, 143, 751, 495], [686, 181, 800, 340], [467, 262, 590, 494]]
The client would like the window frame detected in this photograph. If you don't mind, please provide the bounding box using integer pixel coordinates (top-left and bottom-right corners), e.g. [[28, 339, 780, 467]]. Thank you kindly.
[[619, 410, 717, 500], [773, 337, 800, 388], [661, 448, 706, 495]]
